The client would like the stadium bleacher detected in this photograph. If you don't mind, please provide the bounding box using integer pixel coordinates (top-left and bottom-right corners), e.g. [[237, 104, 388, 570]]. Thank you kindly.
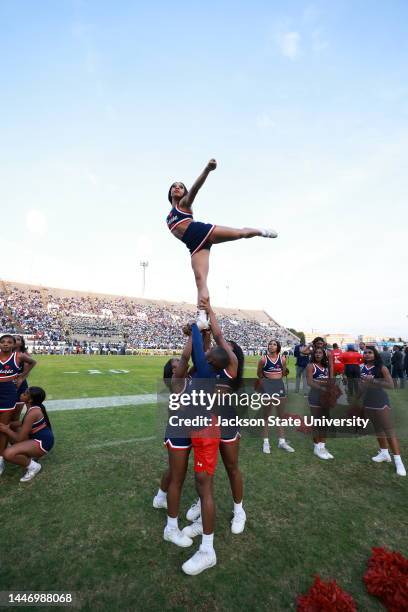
[[0, 281, 299, 353]]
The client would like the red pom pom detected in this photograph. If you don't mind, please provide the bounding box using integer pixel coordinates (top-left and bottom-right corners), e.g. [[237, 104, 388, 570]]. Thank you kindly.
[[364, 547, 408, 612], [297, 575, 357, 611]]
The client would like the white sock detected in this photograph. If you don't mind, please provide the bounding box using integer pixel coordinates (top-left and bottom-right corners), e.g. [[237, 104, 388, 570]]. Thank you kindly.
[[394, 454, 403, 464], [28, 459, 37, 469], [157, 488, 167, 500], [0, 457, 4, 464], [201, 533, 214, 553], [314, 443, 320, 449], [167, 516, 178, 530], [234, 501, 243, 514], [263, 438, 269, 444], [278, 438, 285, 445], [320, 442, 325, 449], [381, 448, 390, 454]]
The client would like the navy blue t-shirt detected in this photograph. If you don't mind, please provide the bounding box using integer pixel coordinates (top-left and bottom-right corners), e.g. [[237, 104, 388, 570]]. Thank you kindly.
[[294, 344, 309, 368]]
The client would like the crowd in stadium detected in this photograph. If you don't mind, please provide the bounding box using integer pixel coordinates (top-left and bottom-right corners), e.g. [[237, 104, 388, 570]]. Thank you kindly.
[[0, 283, 298, 352]]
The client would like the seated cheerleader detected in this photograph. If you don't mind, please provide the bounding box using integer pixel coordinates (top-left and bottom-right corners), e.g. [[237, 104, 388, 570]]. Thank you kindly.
[[0, 386, 54, 482], [360, 346, 406, 477], [167, 159, 277, 327]]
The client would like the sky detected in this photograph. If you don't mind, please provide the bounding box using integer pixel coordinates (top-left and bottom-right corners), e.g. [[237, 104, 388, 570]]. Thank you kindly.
[[1, 0, 407, 337]]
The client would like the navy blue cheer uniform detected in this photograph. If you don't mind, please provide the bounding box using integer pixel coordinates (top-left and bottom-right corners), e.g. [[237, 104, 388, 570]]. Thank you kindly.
[[25, 405, 54, 453], [260, 354, 286, 398], [0, 352, 20, 411], [215, 367, 241, 443], [164, 378, 192, 450], [166, 205, 215, 256], [308, 363, 329, 407], [360, 364, 390, 410], [16, 355, 28, 402]]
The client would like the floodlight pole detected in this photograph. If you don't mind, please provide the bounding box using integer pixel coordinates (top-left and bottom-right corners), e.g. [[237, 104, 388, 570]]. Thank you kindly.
[[140, 261, 149, 296]]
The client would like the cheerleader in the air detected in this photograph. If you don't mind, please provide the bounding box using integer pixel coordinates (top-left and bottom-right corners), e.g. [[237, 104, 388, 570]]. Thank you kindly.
[[167, 159, 277, 327]]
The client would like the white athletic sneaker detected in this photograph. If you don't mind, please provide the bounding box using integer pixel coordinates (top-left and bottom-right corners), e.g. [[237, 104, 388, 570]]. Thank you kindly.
[[196, 319, 209, 331], [372, 449, 392, 463], [231, 510, 246, 534], [263, 440, 271, 454], [278, 440, 295, 453], [394, 458, 406, 477], [163, 526, 193, 548], [153, 494, 168, 509], [260, 228, 278, 238], [186, 498, 201, 522], [314, 446, 332, 460], [182, 520, 203, 538], [196, 311, 209, 331], [0, 458, 5, 476], [182, 546, 217, 576], [20, 461, 42, 482]]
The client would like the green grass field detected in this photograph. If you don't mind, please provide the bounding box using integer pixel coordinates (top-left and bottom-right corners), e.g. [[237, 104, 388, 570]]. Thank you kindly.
[[25, 354, 281, 400], [0, 356, 407, 611]]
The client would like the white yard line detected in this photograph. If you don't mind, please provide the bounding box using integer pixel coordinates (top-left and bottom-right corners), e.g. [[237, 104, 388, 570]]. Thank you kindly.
[[44, 384, 348, 412], [45, 394, 157, 411]]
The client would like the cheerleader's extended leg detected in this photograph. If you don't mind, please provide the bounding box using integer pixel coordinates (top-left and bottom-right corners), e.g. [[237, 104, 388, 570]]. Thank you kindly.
[[190, 225, 277, 327], [210, 225, 277, 243]]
